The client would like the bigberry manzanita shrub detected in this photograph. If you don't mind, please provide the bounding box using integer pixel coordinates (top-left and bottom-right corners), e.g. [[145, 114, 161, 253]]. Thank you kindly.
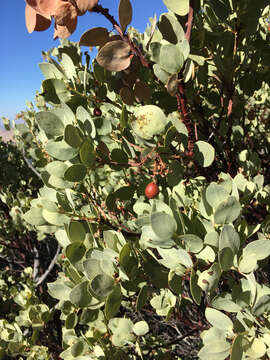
[[1, 0, 270, 359]]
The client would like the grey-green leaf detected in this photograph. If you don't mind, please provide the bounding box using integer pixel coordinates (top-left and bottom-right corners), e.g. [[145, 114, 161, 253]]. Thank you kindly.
[[64, 164, 87, 182], [46, 140, 78, 161], [36, 111, 64, 137], [69, 281, 92, 308], [194, 141, 215, 167], [214, 196, 241, 224], [105, 285, 122, 320], [151, 212, 177, 240], [162, 0, 190, 16], [133, 321, 149, 336], [159, 44, 184, 74], [91, 274, 115, 300]]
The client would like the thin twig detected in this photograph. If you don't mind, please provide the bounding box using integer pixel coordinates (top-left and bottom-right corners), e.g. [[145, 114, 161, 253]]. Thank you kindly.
[[35, 244, 61, 286], [32, 245, 39, 282], [22, 149, 42, 179], [142, 328, 201, 351]]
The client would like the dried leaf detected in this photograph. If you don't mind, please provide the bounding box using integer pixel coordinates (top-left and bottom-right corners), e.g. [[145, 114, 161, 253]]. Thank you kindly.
[[134, 81, 152, 102], [53, 2, 77, 26], [97, 40, 131, 72], [26, 0, 58, 15], [79, 27, 110, 47], [120, 87, 135, 105], [118, 0, 132, 32], [54, 18, 78, 39], [109, 35, 122, 42], [166, 73, 178, 96], [25, 4, 51, 33], [76, 0, 98, 13], [122, 71, 138, 88]]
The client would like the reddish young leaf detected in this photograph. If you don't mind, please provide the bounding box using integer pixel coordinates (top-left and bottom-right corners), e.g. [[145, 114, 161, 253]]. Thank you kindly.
[[76, 0, 99, 14], [118, 0, 132, 32], [26, 0, 59, 15], [25, 4, 51, 33], [79, 27, 110, 47], [97, 40, 132, 72]]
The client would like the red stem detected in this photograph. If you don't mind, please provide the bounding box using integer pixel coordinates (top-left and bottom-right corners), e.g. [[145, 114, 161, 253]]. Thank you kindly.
[[176, 84, 195, 155], [185, 6, 194, 41], [175, 4, 195, 156]]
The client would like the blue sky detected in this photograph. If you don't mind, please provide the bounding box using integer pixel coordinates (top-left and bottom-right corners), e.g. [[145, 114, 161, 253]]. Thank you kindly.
[[0, 1, 167, 124]]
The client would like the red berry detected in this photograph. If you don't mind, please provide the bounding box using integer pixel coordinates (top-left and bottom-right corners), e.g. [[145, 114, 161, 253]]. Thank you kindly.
[[61, 254, 65, 260], [93, 108, 102, 117], [145, 182, 159, 199]]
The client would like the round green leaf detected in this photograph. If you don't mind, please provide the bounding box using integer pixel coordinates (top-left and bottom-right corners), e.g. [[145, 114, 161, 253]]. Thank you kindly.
[[64, 124, 82, 148], [47, 280, 71, 301], [198, 263, 221, 293], [114, 186, 135, 201], [179, 234, 203, 253], [214, 196, 241, 224], [64, 164, 87, 182], [61, 53, 76, 80], [153, 64, 170, 84], [42, 79, 71, 104], [245, 338, 266, 358], [46, 140, 79, 161], [66, 242, 86, 264], [80, 140, 96, 168], [168, 270, 182, 294], [83, 259, 103, 280], [65, 313, 78, 329], [206, 183, 229, 209], [194, 140, 215, 167], [159, 44, 184, 74], [23, 207, 46, 226], [111, 148, 128, 164], [76, 105, 96, 138], [46, 161, 68, 178], [243, 239, 270, 261], [198, 341, 230, 360], [205, 308, 233, 332], [238, 254, 258, 273], [69, 280, 92, 308], [158, 13, 185, 44], [91, 274, 115, 299], [162, 0, 189, 16], [133, 321, 149, 336], [36, 111, 64, 137], [212, 293, 242, 313], [230, 335, 243, 360], [42, 209, 69, 226], [71, 341, 84, 357], [136, 285, 150, 312], [105, 285, 122, 320], [151, 212, 177, 240], [68, 221, 86, 242]]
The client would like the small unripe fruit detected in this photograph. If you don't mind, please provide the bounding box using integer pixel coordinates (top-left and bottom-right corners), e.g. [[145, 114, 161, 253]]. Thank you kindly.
[[93, 108, 102, 117], [145, 182, 159, 199], [131, 105, 167, 140]]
